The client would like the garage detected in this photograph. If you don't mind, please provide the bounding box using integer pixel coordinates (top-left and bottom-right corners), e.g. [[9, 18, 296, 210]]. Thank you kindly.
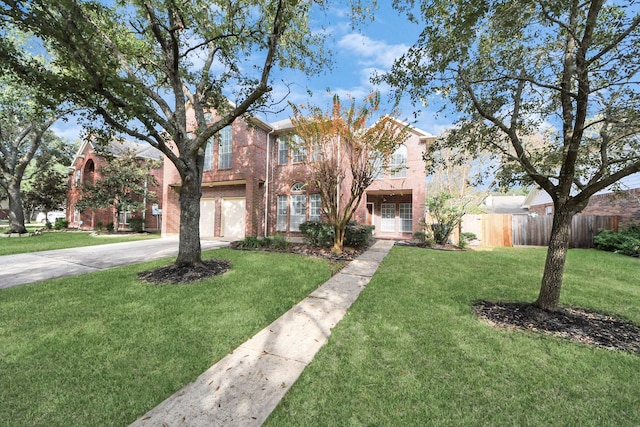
[[199, 199, 216, 239], [222, 198, 245, 240]]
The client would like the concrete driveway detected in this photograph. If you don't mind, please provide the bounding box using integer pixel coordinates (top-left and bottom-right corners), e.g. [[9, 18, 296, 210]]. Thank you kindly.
[[0, 237, 229, 289]]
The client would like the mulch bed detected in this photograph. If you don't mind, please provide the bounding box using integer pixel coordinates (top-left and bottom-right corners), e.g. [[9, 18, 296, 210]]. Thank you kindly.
[[138, 259, 231, 285], [229, 242, 368, 261], [474, 301, 640, 355]]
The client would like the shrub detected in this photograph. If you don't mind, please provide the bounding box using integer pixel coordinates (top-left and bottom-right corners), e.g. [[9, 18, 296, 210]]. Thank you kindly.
[[344, 223, 374, 248], [594, 224, 640, 257], [459, 232, 478, 249], [299, 221, 334, 247], [96, 221, 103, 231], [129, 217, 145, 233], [106, 222, 114, 232], [271, 233, 290, 250], [54, 218, 68, 230], [260, 237, 272, 247], [239, 236, 261, 248], [413, 230, 434, 247]]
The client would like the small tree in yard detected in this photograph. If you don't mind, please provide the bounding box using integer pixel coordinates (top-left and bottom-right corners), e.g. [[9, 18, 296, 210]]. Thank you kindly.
[[76, 149, 159, 233], [424, 192, 466, 245], [290, 92, 410, 253], [423, 145, 489, 244], [385, 0, 640, 311]]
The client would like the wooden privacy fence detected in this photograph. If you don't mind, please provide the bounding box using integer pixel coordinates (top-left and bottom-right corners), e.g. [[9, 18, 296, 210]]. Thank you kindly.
[[461, 214, 619, 248]]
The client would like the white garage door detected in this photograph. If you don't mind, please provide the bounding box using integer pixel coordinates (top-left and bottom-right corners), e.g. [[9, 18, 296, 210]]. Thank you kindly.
[[199, 199, 216, 239], [222, 198, 245, 240]]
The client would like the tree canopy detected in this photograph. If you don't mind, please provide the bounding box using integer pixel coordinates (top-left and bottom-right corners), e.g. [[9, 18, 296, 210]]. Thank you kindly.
[[0, 71, 68, 233], [385, 0, 640, 310], [0, 0, 334, 266]]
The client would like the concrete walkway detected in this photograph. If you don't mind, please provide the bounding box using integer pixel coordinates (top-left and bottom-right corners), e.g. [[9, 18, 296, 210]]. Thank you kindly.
[[130, 239, 395, 426], [0, 237, 229, 289]]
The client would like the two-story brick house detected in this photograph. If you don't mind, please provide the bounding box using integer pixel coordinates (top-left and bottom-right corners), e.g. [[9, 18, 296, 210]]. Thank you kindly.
[[66, 139, 164, 231], [161, 111, 435, 240]]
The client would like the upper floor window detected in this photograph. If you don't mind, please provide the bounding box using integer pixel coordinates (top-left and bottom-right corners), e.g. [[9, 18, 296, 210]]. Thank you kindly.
[[203, 138, 213, 171], [290, 135, 306, 163], [204, 112, 214, 123], [218, 126, 232, 169], [310, 142, 321, 162], [75, 169, 82, 186], [370, 155, 384, 180], [278, 138, 289, 165], [390, 144, 407, 178]]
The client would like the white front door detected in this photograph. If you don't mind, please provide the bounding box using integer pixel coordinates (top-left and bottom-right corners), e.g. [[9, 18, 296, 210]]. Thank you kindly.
[[222, 198, 246, 240], [199, 199, 216, 239]]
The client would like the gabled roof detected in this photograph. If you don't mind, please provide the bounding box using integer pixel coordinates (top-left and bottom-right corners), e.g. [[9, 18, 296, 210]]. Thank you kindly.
[[483, 195, 528, 214], [523, 172, 640, 207], [69, 138, 162, 169]]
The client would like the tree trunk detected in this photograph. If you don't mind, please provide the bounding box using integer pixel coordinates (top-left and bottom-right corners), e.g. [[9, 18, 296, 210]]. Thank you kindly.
[[7, 179, 27, 234], [175, 170, 203, 267], [332, 223, 346, 254], [534, 209, 575, 311]]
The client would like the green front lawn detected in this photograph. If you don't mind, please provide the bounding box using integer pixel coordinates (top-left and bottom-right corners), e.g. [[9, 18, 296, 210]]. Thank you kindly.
[[0, 231, 159, 256], [266, 247, 640, 426], [0, 249, 334, 426]]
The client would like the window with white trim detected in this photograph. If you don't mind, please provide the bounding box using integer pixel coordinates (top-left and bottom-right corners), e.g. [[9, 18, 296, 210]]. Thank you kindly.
[[218, 126, 232, 169], [310, 142, 321, 162], [277, 195, 287, 231], [289, 182, 306, 231], [390, 145, 407, 178], [75, 169, 82, 186], [290, 135, 306, 163], [309, 193, 321, 221], [371, 155, 384, 179], [203, 138, 213, 171], [119, 209, 131, 225], [381, 203, 396, 232], [278, 138, 289, 165], [399, 203, 413, 232]]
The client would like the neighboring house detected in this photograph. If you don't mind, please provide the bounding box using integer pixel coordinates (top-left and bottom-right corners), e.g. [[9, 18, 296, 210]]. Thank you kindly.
[[482, 195, 528, 214], [523, 173, 640, 227], [161, 111, 435, 240], [66, 139, 164, 231]]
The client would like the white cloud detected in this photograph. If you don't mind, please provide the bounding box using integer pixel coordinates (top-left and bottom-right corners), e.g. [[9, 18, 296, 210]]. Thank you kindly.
[[337, 33, 409, 69]]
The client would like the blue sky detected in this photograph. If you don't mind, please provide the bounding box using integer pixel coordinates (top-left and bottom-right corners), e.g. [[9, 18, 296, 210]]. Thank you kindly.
[[50, 2, 451, 143]]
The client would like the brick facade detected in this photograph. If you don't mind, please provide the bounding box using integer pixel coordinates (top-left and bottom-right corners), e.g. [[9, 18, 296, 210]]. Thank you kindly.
[[66, 140, 164, 231], [161, 112, 435, 241]]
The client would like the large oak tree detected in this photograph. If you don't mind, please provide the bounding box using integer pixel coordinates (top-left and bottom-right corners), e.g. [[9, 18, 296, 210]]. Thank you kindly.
[[0, 0, 333, 266], [385, 0, 640, 311], [0, 74, 67, 233]]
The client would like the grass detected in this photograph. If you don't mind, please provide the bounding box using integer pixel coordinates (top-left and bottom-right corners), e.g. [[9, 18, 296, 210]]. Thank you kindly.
[[0, 248, 334, 426], [0, 231, 159, 256], [266, 246, 640, 426]]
